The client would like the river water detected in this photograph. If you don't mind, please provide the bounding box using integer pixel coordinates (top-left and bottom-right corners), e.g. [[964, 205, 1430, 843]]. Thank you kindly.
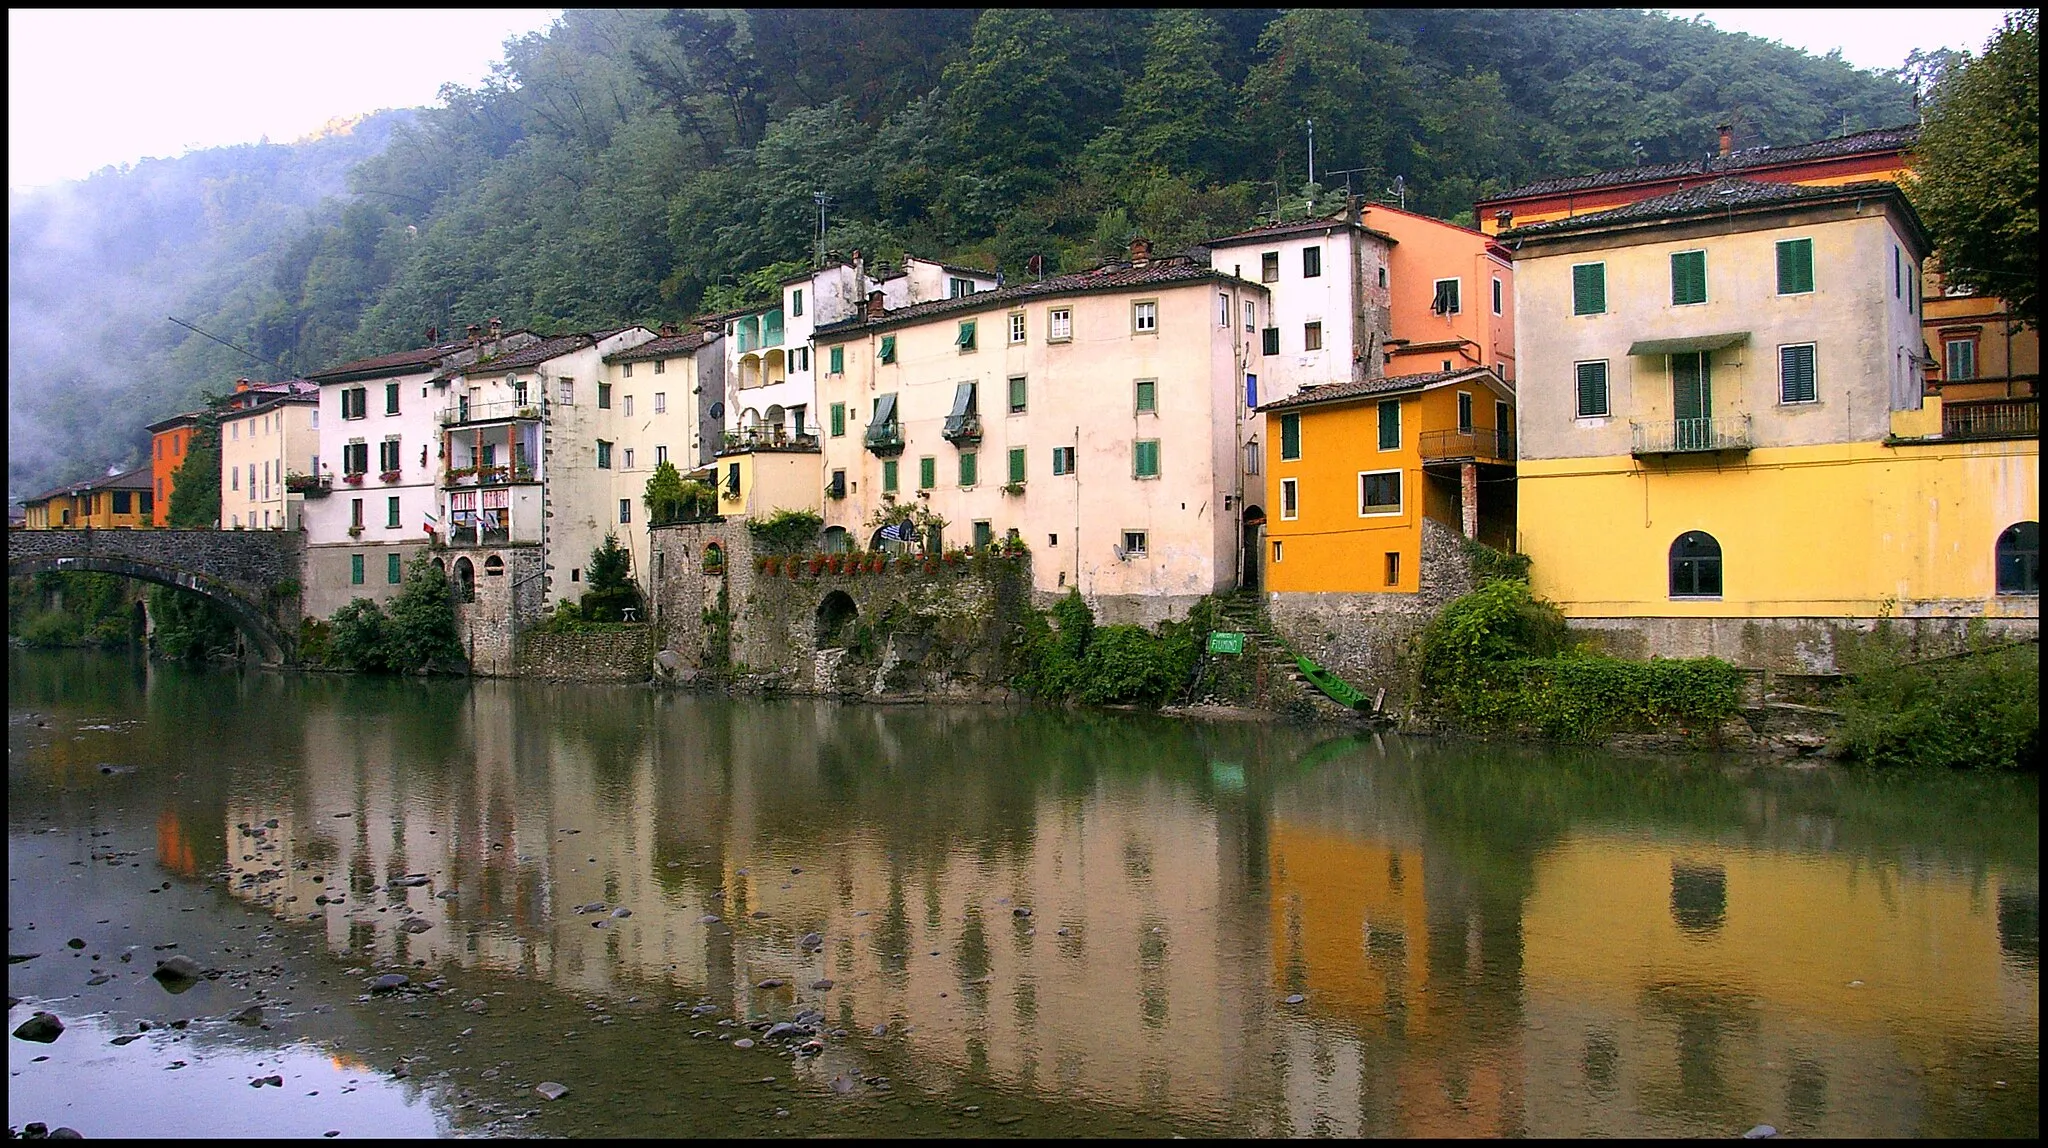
[[6, 648, 2037, 1138]]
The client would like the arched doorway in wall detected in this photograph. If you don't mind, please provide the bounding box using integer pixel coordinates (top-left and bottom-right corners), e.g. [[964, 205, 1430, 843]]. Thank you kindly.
[[821, 526, 852, 553], [1240, 505, 1267, 592], [454, 556, 476, 603], [815, 590, 858, 648]]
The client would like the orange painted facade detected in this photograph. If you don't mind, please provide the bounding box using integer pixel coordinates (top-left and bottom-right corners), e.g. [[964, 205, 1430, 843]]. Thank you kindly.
[[147, 413, 201, 526], [1359, 203, 1517, 383]]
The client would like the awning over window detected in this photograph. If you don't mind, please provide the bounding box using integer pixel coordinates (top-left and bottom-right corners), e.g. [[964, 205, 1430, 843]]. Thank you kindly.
[[1628, 332, 1750, 356], [943, 382, 977, 437], [879, 334, 896, 363], [865, 394, 898, 445]]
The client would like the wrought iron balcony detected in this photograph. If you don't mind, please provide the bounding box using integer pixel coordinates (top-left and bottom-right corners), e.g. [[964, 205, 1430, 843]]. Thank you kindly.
[[1631, 414, 1753, 456], [1943, 396, 2038, 441], [942, 412, 983, 446], [441, 465, 536, 488], [1419, 426, 1515, 464], [719, 426, 820, 454], [864, 424, 905, 457], [439, 400, 543, 427], [284, 474, 331, 498]]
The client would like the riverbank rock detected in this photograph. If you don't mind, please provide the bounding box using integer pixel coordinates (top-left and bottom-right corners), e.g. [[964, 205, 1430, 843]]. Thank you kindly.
[[536, 1081, 569, 1101], [13, 1012, 65, 1043], [152, 955, 203, 990]]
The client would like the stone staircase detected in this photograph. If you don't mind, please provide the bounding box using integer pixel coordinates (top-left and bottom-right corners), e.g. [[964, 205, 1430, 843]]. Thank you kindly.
[[1199, 591, 1381, 723]]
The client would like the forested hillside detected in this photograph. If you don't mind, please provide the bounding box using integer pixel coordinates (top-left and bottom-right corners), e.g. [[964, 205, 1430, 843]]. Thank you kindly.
[[7, 8, 1915, 503]]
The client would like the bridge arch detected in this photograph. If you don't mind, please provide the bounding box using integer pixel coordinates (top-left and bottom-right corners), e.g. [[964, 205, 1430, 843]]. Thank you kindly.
[[9, 553, 292, 665]]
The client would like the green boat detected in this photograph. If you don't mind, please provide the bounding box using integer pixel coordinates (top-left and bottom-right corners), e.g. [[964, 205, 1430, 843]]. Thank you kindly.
[[1293, 653, 1372, 712]]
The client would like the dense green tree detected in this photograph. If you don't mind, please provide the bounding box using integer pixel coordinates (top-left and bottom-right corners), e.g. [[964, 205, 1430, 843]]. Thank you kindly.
[[1113, 10, 1243, 185], [165, 415, 222, 528], [148, 586, 240, 661], [1910, 11, 2038, 328], [1239, 11, 1420, 206], [579, 533, 643, 622], [382, 554, 466, 672]]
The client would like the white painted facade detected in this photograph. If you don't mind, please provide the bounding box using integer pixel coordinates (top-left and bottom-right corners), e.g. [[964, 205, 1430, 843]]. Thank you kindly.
[[1208, 222, 1395, 406]]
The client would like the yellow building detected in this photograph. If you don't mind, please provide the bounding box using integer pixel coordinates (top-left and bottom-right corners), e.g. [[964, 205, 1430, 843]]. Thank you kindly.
[[19, 465, 155, 529], [1259, 367, 1516, 594], [1504, 178, 2037, 670], [218, 389, 320, 531]]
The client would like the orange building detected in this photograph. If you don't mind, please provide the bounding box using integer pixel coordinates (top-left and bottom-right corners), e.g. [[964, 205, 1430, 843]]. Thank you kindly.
[[145, 411, 202, 526], [1356, 202, 1517, 384]]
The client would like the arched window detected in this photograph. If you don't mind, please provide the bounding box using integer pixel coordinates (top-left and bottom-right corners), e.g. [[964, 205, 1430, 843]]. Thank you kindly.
[[1996, 521, 2039, 595], [483, 555, 505, 576], [1669, 531, 1722, 598], [453, 557, 476, 603]]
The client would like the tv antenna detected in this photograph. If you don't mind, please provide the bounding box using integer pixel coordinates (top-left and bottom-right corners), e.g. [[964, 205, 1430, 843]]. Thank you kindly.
[[812, 191, 834, 266], [1305, 119, 1316, 185]]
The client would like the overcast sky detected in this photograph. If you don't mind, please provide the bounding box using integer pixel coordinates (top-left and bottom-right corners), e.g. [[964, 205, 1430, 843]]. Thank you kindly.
[[5, 8, 2022, 192]]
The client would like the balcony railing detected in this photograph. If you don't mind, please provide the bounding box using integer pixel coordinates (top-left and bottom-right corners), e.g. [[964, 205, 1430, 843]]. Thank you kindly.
[[1419, 426, 1515, 463], [446, 524, 510, 547], [442, 466, 536, 488], [284, 474, 331, 498], [1631, 414, 1754, 456], [720, 426, 819, 454], [1943, 397, 2038, 441], [942, 412, 983, 446], [439, 400, 543, 427], [864, 424, 904, 457]]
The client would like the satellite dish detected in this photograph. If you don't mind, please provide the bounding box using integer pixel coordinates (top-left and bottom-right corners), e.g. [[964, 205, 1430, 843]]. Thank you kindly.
[[708, 402, 725, 419], [1111, 544, 1126, 561]]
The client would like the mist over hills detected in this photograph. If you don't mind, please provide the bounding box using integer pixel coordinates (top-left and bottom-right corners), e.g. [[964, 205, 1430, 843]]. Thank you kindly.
[[6, 8, 1915, 504]]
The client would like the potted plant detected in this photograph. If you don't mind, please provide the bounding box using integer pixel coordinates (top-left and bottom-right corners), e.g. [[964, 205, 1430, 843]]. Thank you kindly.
[[1000, 481, 1025, 496], [762, 555, 781, 576], [809, 554, 828, 575], [380, 469, 403, 484], [347, 524, 364, 538], [343, 471, 365, 485]]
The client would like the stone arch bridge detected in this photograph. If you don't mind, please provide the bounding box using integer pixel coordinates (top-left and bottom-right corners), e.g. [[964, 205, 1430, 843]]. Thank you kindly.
[[9, 528, 303, 663]]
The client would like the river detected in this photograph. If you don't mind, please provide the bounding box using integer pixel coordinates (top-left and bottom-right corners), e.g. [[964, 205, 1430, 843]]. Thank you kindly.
[[6, 648, 2037, 1137]]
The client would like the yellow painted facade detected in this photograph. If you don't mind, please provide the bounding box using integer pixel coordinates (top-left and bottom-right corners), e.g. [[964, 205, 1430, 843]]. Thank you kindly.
[[1263, 373, 1513, 593], [713, 449, 822, 520], [19, 467, 155, 529]]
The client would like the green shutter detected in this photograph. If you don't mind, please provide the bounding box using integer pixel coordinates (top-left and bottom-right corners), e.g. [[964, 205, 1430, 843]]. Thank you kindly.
[[1671, 251, 1707, 305], [956, 321, 975, 349], [1779, 344, 1816, 404], [1134, 440, 1160, 478], [882, 460, 898, 492], [829, 346, 844, 374], [830, 403, 845, 437], [1135, 380, 1156, 412], [878, 335, 895, 363], [919, 456, 935, 489], [1576, 362, 1609, 417], [351, 554, 364, 585], [1280, 413, 1301, 460], [1008, 376, 1027, 412], [1008, 448, 1026, 484], [959, 452, 977, 486], [388, 553, 402, 583], [1377, 400, 1401, 451], [1572, 263, 1606, 315], [1776, 239, 1814, 295]]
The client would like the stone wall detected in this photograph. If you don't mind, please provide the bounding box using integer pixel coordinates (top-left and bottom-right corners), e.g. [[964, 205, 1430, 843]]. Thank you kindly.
[[303, 541, 431, 620], [451, 545, 544, 676], [1263, 517, 1478, 713], [1569, 613, 2041, 674], [515, 626, 655, 682]]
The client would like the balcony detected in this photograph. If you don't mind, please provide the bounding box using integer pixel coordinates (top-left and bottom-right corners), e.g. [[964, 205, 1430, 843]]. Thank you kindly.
[[1943, 396, 2038, 441], [1419, 426, 1515, 464], [719, 426, 819, 455], [864, 424, 904, 457], [942, 411, 983, 447], [441, 465, 536, 488], [1631, 414, 1753, 457], [284, 474, 331, 498], [439, 400, 542, 427], [445, 523, 510, 547]]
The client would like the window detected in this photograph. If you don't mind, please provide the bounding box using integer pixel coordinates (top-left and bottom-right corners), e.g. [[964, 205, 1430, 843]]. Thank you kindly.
[[957, 320, 977, 351], [1122, 531, 1148, 556], [972, 520, 993, 550], [598, 383, 612, 409], [656, 445, 668, 465], [1218, 292, 1231, 326], [882, 459, 899, 493], [1049, 308, 1072, 342], [514, 378, 529, 405], [1261, 252, 1280, 282], [1280, 413, 1301, 460], [1779, 343, 1817, 404], [1671, 250, 1707, 305], [378, 438, 401, 473], [1894, 246, 1902, 298], [1244, 300, 1256, 332], [830, 345, 845, 374], [623, 394, 634, 416], [1135, 379, 1157, 413], [1008, 376, 1027, 414], [654, 391, 666, 414], [1384, 552, 1401, 586], [343, 387, 366, 419], [1009, 312, 1026, 344], [918, 456, 935, 490], [388, 553, 403, 584], [343, 441, 369, 475], [791, 288, 803, 317], [1575, 361, 1611, 418], [596, 440, 612, 469], [114, 490, 132, 514], [1008, 447, 1027, 484], [619, 498, 632, 525], [1432, 278, 1462, 315], [1302, 247, 1322, 278], [655, 357, 667, 374], [1377, 266, 1387, 289], [1776, 238, 1814, 295], [1377, 400, 1401, 451], [1280, 477, 1299, 520], [1945, 338, 1977, 381], [231, 466, 240, 491], [959, 452, 978, 487], [1492, 277, 1504, 315], [1051, 446, 1076, 476], [385, 383, 399, 415], [830, 402, 846, 436], [1996, 522, 2039, 594], [351, 554, 365, 585], [1262, 327, 1280, 356], [1271, 540, 1283, 563], [950, 277, 975, 299], [1457, 391, 1474, 433], [1359, 470, 1402, 515], [1303, 322, 1323, 352], [1670, 531, 1722, 597], [1049, 534, 1058, 548], [1133, 300, 1158, 333], [1133, 439, 1161, 479], [559, 379, 574, 404], [350, 498, 363, 528], [878, 335, 895, 364], [386, 497, 400, 528], [622, 362, 634, 378], [623, 448, 635, 469]]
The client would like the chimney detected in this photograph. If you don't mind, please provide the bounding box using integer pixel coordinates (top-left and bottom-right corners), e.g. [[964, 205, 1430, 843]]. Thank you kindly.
[[867, 290, 886, 320], [1717, 123, 1734, 158], [1129, 236, 1152, 266], [487, 317, 503, 338], [658, 321, 679, 338], [466, 323, 482, 344], [1346, 193, 1362, 225], [235, 378, 251, 392], [1495, 209, 1513, 231]]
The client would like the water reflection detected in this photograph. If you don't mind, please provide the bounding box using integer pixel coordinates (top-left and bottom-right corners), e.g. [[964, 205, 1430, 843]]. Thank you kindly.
[[7, 650, 2039, 1139]]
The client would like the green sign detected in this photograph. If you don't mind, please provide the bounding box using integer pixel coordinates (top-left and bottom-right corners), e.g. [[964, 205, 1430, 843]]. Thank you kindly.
[[1207, 631, 1246, 655]]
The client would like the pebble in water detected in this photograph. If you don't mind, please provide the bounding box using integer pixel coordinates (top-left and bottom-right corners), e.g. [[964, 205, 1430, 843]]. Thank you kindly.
[[536, 1081, 569, 1101]]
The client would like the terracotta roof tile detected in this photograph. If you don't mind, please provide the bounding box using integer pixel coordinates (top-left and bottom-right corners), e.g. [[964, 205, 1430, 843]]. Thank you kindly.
[[1498, 177, 1896, 238], [1256, 367, 1497, 413], [306, 338, 489, 382], [606, 330, 711, 363], [1488, 125, 1919, 202], [815, 256, 1258, 338], [466, 333, 600, 373]]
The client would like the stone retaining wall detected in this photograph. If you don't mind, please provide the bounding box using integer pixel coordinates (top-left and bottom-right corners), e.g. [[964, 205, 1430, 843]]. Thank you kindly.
[[516, 626, 654, 682], [1569, 613, 2041, 674]]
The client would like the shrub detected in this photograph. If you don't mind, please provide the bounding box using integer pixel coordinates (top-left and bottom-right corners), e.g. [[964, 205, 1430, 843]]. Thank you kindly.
[[326, 599, 390, 671], [382, 554, 465, 672], [1462, 539, 1531, 584], [579, 533, 643, 622], [747, 509, 823, 554], [1834, 641, 2038, 770], [1012, 590, 1199, 707]]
